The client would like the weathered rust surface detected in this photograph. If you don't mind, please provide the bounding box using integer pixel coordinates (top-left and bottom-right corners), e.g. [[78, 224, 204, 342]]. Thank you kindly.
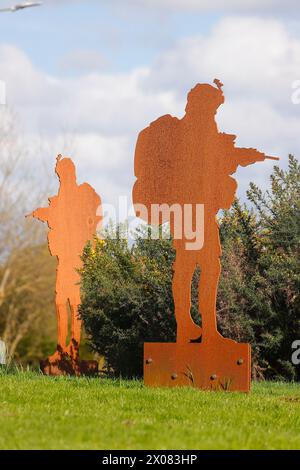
[[29, 155, 101, 376], [133, 79, 279, 392], [144, 342, 251, 392]]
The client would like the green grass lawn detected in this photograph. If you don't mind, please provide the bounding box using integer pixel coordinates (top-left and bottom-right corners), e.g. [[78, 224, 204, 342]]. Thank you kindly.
[[0, 369, 299, 450]]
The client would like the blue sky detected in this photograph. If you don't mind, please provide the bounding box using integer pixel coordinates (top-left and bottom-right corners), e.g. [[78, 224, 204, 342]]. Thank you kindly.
[[0, 1, 220, 74], [0, 0, 300, 217]]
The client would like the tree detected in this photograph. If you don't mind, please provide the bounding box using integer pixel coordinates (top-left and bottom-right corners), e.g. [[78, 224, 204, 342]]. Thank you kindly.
[[0, 108, 56, 364], [0, 244, 56, 363], [218, 156, 300, 380]]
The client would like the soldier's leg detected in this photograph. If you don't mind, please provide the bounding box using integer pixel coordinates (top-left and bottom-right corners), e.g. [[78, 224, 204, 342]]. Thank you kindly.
[[198, 213, 232, 344], [50, 264, 69, 359], [48, 300, 69, 362], [64, 283, 82, 359], [57, 302, 69, 351], [173, 248, 202, 343], [69, 303, 81, 360], [198, 256, 221, 342], [199, 257, 236, 346]]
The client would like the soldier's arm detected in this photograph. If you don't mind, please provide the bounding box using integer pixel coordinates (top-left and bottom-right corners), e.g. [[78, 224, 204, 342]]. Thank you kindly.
[[29, 207, 50, 223], [233, 147, 265, 167], [230, 147, 279, 171]]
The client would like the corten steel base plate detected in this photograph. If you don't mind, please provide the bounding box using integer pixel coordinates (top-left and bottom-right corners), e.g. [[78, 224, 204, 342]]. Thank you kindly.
[[40, 358, 98, 377], [144, 341, 251, 392]]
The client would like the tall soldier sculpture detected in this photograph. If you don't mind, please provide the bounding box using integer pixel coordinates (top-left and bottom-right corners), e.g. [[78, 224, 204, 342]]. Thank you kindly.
[[28, 155, 101, 375], [133, 80, 279, 391]]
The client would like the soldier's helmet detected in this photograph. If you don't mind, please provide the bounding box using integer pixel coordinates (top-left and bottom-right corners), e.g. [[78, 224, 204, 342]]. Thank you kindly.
[[185, 79, 224, 116], [55, 155, 76, 182]]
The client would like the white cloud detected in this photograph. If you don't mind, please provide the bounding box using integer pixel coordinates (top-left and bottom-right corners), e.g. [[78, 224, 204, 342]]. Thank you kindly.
[[143, 17, 300, 96], [0, 46, 176, 136], [0, 16, 299, 216]]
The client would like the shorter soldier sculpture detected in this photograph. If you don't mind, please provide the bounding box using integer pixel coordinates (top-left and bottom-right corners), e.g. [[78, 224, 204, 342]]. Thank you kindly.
[[28, 155, 101, 375], [133, 79, 278, 391]]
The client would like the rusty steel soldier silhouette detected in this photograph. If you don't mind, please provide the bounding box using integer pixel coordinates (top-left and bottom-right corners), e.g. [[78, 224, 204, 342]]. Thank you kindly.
[[133, 79, 278, 345], [28, 155, 101, 364]]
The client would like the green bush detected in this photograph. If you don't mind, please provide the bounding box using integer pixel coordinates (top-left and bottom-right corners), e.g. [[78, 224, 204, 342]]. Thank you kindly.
[[79, 226, 177, 378]]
